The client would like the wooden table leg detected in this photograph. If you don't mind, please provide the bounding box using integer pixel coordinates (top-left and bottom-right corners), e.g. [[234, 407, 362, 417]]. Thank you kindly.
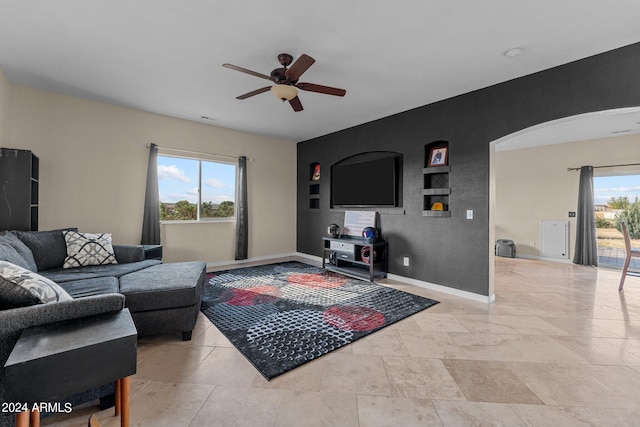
[[120, 376, 131, 427], [15, 411, 29, 427], [30, 409, 40, 427], [115, 379, 121, 416]]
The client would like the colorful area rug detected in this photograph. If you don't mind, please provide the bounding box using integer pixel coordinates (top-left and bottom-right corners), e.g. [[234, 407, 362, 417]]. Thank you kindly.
[[200, 261, 439, 380]]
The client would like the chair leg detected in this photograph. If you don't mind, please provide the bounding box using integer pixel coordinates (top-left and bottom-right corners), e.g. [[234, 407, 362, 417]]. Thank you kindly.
[[121, 376, 131, 427], [30, 410, 39, 427], [15, 411, 29, 427], [619, 256, 631, 291]]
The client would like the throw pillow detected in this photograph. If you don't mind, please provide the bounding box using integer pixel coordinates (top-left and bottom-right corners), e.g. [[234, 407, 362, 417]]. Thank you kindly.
[[63, 231, 118, 269], [14, 228, 78, 271], [0, 241, 31, 270], [0, 260, 72, 309], [0, 232, 38, 271]]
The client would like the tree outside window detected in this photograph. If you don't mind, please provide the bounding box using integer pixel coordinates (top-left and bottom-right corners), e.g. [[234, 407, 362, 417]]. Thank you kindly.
[[157, 155, 236, 221], [594, 174, 640, 248]]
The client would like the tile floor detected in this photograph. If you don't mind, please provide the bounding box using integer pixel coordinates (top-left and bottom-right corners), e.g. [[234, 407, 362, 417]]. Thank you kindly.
[[44, 257, 640, 426]]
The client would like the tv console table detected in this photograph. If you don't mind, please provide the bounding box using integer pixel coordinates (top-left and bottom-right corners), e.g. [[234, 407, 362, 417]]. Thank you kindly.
[[322, 237, 388, 282]]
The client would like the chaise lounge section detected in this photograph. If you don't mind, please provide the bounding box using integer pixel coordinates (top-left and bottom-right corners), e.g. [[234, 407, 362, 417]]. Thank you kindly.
[[119, 261, 206, 341]]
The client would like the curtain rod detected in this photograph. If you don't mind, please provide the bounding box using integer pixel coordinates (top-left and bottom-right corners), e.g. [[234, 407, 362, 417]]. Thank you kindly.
[[145, 143, 252, 161], [567, 162, 640, 171]]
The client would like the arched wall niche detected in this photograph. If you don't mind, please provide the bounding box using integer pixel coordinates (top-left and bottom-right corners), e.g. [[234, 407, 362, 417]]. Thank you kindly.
[[330, 151, 403, 209]]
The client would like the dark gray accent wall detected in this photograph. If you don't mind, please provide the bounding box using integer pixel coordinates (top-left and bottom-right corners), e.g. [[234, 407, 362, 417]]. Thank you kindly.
[[297, 42, 640, 296]]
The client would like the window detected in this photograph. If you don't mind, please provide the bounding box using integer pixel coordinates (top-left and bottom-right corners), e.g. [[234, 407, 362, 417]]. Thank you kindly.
[[594, 173, 640, 267], [157, 154, 236, 221]]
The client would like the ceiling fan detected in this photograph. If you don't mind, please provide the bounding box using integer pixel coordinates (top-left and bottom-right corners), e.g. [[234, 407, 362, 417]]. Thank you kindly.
[[222, 53, 346, 112]]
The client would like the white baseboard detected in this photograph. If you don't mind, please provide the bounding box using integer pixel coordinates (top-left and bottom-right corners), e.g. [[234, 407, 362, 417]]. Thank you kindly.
[[386, 273, 495, 303], [206, 252, 300, 269], [294, 252, 494, 303], [293, 252, 324, 265]]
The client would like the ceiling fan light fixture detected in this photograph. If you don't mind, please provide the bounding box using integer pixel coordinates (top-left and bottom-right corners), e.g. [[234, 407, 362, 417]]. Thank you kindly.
[[271, 84, 298, 101]]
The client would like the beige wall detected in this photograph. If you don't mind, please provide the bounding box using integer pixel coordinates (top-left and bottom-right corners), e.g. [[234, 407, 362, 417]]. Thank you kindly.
[[494, 134, 640, 259], [0, 69, 11, 146], [8, 83, 297, 264]]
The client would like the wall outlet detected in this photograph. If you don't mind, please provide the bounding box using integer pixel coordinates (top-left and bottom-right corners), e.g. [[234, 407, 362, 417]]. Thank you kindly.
[[403, 257, 410, 266], [529, 242, 535, 248], [568, 211, 576, 217], [466, 209, 474, 219]]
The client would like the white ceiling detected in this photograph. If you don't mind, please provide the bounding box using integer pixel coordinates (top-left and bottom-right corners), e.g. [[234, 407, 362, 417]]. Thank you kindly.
[[495, 107, 640, 151], [1, 1, 640, 143]]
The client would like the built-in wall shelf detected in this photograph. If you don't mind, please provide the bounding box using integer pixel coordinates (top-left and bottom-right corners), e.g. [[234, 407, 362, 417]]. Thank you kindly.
[[422, 210, 451, 217], [309, 162, 321, 211], [422, 142, 450, 217], [422, 165, 450, 175], [309, 187, 320, 210], [422, 188, 451, 196]]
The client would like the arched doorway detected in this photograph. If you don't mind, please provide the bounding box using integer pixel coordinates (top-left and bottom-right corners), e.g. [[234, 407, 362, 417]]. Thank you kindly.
[[488, 107, 640, 296]]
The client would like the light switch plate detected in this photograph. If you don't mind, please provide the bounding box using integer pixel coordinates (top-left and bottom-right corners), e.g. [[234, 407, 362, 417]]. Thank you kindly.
[[466, 209, 474, 219]]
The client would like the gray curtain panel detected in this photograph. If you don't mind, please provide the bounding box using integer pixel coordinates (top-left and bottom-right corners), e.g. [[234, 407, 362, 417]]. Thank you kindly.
[[573, 165, 598, 266], [141, 143, 161, 245], [235, 156, 248, 260]]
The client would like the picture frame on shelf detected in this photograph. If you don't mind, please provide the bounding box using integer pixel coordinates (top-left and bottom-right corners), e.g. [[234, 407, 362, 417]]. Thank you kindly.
[[311, 163, 321, 180], [427, 146, 448, 167]]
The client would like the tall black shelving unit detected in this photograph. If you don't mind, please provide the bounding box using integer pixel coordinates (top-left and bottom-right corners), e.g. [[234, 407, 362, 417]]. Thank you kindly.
[[0, 147, 39, 231]]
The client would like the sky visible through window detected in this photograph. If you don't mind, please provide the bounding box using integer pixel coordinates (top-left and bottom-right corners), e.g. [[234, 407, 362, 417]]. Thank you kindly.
[[157, 156, 236, 205], [594, 174, 640, 205]]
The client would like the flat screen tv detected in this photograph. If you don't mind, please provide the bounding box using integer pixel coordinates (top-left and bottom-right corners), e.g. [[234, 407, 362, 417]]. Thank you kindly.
[[331, 156, 398, 207]]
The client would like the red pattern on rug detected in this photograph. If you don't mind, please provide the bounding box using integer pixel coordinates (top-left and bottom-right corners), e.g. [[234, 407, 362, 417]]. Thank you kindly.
[[287, 272, 348, 289], [323, 305, 385, 331], [225, 286, 281, 306]]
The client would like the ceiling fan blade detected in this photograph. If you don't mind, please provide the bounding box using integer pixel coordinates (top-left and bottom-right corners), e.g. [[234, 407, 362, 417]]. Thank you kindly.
[[289, 96, 304, 112], [285, 54, 315, 81], [223, 63, 272, 80], [296, 82, 346, 97], [236, 86, 272, 99]]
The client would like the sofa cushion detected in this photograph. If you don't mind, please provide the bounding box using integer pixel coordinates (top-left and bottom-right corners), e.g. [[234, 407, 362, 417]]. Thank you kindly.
[[0, 233, 38, 272], [0, 242, 28, 270], [14, 228, 78, 271], [63, 231, 117, 269], [0, 261, 72, 309], [119, 262, 206, 312], [58, 277, 120, 298], [0, 234, 38, 271], [40, 259, 162, 283], [113, 245, 145, 264]]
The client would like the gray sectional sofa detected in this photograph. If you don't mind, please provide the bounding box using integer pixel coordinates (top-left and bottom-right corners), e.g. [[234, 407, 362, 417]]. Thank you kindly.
[[0, 228, 206, 340], [0, 228, 207, 427]]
